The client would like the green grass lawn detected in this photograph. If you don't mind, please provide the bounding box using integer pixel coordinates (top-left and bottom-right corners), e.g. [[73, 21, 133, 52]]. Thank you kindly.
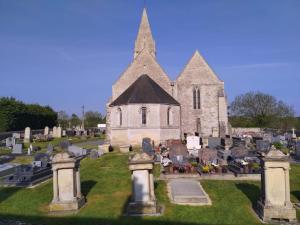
[[0, 153, 299, 225]]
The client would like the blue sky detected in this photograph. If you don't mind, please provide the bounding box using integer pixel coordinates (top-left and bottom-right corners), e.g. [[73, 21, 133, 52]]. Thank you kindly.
[[0, 0, 299, 116]]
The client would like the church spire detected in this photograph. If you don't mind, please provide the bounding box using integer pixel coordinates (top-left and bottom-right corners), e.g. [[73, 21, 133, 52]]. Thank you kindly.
[[134, 8, 156, 59]]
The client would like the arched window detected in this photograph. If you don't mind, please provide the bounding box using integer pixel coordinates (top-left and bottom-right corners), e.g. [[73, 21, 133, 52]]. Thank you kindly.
[[197, 89, 201, 109], [193, 88, 197, 109], [167, 107, 171, 126], [142, 107, 147, 125], [117, 108, 122, 126]]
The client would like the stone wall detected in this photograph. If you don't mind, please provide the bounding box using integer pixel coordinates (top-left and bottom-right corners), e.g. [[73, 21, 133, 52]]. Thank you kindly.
[[112, 49, 173, 100], [175, 51, 228, 137], [109, 103, 180, 145], [231, 127, 262, 136]]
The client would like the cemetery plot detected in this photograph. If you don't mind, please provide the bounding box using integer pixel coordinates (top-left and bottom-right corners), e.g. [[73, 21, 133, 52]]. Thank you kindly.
[[168, 179, 211, 205]]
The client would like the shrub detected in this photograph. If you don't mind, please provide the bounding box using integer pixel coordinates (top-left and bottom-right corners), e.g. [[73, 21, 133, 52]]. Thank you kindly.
[[273, 142, 283, 150]]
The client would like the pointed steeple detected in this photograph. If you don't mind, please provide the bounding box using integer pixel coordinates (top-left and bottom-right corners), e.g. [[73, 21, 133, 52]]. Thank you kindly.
[[134, 8, 156, 59]]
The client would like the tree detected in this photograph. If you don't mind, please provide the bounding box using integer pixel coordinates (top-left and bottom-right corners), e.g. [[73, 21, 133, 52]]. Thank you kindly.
[[0, 97, 57, 132], [70, 113, 81, 127], [84, 111, 103, 128], [230, 92, 295, 130], [57, 111, 69, 128]]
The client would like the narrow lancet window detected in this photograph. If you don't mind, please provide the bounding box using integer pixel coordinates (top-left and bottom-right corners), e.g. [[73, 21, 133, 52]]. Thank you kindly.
[[118, 108, 122, 126], [167, 107, 171, 126], [142, 107, 147, 125], [193, 88, 197, 109], [197, 89, 201, 109]]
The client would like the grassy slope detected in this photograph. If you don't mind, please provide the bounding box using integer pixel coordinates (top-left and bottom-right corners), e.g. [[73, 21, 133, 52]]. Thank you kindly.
[[0, 153, 299, 225]]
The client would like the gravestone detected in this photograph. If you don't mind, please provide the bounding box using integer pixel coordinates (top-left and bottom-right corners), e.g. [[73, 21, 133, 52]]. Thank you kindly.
[[12, 144, 23, 154], [56, 126, 62, 138], [52, 126, 57, 138], [5, 137, 13, 148], [217, 149, 231, 161], [89, 149, 104, 159], [68, 145, 87, 157], [44, 126, 49, 135], [60, 140, 70, 150], [142, 138, 154, 155], [49, 152, 85, 212], [47, 144, 54, 155], [186, 136, 201, 150], [32, 153, 50, 168], [62, 130, 66, 137], [221, 137, 232, 150], [263, 133, 273, 143], [127, 153, 160, 216], [212, 127, 218, 138], [257, 147, 296, 223], [4, 163, 52, 187], [169, 179, 211, 205], [186, 136, 201, 157], [208, 137, 221, 149], [202, 137, 208, 148], [0, 163, 18, 178], [256, 140, 270, 152], [12, 133, 21, 139], [24, 127, 31, 143]]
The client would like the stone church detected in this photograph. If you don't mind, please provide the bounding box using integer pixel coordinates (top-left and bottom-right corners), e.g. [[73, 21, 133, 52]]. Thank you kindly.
[[106, 9, 228, 146]]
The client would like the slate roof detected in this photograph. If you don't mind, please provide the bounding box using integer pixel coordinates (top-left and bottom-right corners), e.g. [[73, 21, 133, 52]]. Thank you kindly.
[[110, 74, 180, 106]]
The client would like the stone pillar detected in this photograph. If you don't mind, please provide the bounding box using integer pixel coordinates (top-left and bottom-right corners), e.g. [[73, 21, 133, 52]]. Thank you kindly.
[[127, 153, 160, 216], [257, 147, 296, 223], [49, 152, 85, 213], [149, 172, 155, 201], [52, 169, 58, 202], [284, 168, 291, 207], [24, 127, 31, 143], [76, 168, 82, 198]]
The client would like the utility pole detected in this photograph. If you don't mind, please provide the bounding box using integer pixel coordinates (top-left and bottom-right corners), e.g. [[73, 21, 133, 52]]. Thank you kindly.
[[81, 105, 85, 130]]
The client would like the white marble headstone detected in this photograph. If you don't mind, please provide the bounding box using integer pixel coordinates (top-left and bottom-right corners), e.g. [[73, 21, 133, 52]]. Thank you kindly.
[[44, 126, 49, 135], [186, 136, 201, 150], [24, 127, 31, 143]]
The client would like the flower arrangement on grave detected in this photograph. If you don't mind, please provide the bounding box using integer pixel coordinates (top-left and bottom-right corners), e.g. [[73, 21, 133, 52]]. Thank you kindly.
[[202, 165, 210, 173]]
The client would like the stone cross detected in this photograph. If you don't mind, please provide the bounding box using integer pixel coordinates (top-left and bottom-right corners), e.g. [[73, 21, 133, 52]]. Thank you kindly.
[[127, 152, 159, 215], [256, 147, 296, 223], [292, 128, 296, 139], [49, 152, 85, 212], [24, 127, 31, 143]]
